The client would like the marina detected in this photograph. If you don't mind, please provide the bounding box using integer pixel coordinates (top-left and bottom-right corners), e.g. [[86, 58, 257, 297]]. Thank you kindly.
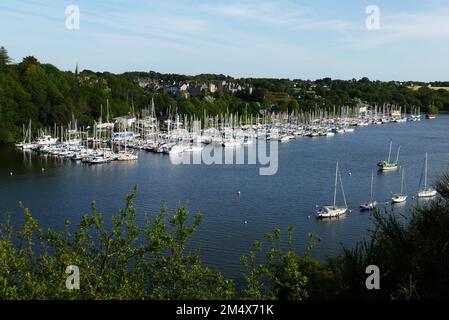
[[13, 104, 420, 166], [2, 114, 448, 283]]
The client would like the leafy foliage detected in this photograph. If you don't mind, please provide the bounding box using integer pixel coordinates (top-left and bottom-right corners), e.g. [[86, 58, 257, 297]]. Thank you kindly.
[[240, 226, 310, 300], [0, 189, 234, 299], [331, 175, 449, 300]]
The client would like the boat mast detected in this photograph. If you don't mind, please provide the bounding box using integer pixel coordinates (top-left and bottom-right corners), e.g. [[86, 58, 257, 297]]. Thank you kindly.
[[333, 162, 338, 209], [424, 153, 428, 189], [401, 168, 405, 194], [339, 169, 348, 208], [370, 171, 374, 201], [388, 140, 392, 162], [396, 145, 401, 163]]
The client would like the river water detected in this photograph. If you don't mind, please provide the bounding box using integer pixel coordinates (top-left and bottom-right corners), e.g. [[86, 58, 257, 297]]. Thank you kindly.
[[1, 116, 448, 283]]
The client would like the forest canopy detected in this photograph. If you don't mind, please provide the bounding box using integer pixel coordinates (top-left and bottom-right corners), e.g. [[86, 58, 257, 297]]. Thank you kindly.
[[1, 46, 448, 143]]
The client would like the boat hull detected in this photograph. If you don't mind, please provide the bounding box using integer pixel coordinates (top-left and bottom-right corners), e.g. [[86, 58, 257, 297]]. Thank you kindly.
[[417, 189, 437, 198], [360, 201, 377, 210], [392, 194, 407, 203], [316, 207, 348, 219]]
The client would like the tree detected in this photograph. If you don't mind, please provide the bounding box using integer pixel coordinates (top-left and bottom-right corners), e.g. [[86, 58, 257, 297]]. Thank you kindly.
[[0, 46, 11, 66], [0, 189, 235, 299]]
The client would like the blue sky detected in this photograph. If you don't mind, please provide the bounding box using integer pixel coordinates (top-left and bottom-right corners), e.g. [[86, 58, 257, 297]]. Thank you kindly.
[[1, 0, 449, 81]]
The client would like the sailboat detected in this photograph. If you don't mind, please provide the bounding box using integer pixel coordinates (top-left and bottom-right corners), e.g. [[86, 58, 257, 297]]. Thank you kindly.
[[316, 162, 348, 219], [16, 120, 34, 149], [116, 143, 138, 161], [378, 140, 400, 171], [360, 171, 377, 210], [392, 168, 407, 203], [417, 153, 437, 198]]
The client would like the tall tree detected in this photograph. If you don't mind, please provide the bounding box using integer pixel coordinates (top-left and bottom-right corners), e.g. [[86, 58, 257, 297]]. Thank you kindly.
[[0, 46, 11, 67]]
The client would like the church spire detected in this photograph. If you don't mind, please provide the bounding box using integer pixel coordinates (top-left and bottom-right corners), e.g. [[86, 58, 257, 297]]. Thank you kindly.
[[75, 63, 79, 75]]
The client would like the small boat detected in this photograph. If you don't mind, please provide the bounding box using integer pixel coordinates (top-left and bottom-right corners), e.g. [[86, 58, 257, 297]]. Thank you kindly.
[[360, 171, 377, 210], [185, 144, 203, 152], [116, 152, 138, 161], [36, 135, 58, 147], [332, 127, 345, 134], [392, 168, 407, 203], [316, 162, 348, 219], [222, 138, 242, 147], [378, 140, 400, 171], [168, 144, 185, 154], [426, 114, 436, 119], [88, 155, 111, 164], [156, 143, 169, 153], [417, 152, 437, 198]]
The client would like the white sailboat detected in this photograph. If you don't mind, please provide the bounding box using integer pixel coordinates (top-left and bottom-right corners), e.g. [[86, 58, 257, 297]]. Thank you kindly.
[[168, 144, 185, 154], [392, 168, 407, 203], [316, 162, 348, 219], [360, 171, 377, 210], [116, 143, 138, 161], [417, 153, 437, 198]]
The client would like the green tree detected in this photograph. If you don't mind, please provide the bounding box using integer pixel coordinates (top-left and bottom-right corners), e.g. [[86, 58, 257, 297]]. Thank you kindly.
[[0, 46, 11, 67]]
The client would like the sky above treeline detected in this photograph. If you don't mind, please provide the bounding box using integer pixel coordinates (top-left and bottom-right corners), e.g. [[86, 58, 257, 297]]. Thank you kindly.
[[1, 0, 449, 81]]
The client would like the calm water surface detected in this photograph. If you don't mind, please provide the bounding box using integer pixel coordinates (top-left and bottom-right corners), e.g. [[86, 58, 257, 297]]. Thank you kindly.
[[1, 116, 449, 283]]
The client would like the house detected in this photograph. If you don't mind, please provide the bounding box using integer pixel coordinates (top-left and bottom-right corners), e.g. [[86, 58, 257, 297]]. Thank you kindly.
[[179, 83, 189, 92], [189, 83, 208, 97], [214, 80, 227, 91], [164, 84, 180, 95], [209, 83, 217, 93]]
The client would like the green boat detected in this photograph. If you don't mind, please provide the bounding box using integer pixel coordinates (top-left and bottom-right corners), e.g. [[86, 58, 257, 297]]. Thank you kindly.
[[378, 140, 400, 171]]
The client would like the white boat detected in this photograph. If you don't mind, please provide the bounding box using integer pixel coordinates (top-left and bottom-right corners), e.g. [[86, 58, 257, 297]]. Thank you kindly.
[[37, 135, 58, 147], [316, 206, 348, 218], [196, 135, 212, 145], [21, 143, 35, 150], [168, 144, 185, 154], [392, 194, 407, 203], [116, 151, 138, 161], [222, 138, 242, 147], [392, 168, 407, 203], [88, 155, 111, 164], [316, 162, 348, 219], [156, 143, 170, 153], [185, 144, 203, 152], [332, 127, 345, 134], [417, 189, 437, 198], [360, 172, 377, 210], [417, 152, 437, 198]]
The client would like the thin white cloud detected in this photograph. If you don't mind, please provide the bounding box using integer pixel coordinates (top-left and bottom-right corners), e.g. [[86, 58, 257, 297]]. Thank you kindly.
[[201, 1, 354, 32], [345, 8, 449, 48]]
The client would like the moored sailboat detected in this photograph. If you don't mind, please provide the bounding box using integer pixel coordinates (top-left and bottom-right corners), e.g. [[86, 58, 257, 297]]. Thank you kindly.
[[378, 140, 400, 171], [316, 162, 348, 219], [392, 168, 407, 203], [360, 171, 377, 210], [417, 152, 437, 198]]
